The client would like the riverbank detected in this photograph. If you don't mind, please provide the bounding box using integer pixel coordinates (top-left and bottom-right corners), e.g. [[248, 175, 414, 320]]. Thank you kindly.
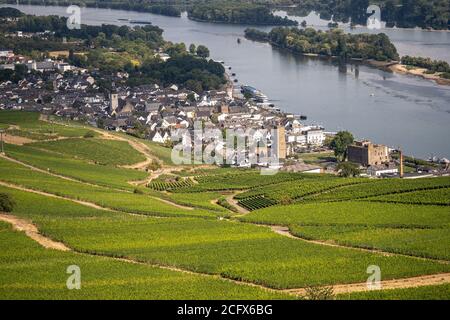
[[388, 64, 450, 86], [187, 15, 297, 26], [246, 34, 450, 87]]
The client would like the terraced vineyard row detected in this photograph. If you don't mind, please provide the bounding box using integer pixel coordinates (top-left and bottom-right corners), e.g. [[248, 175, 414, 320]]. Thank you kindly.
[[148, 178, 195, 191], [366, 187, 450, 206], [235, 178, 371, 208], [304, 177, 450, 202], [238, 196, 278, 211], [173, 171, 310, 193]]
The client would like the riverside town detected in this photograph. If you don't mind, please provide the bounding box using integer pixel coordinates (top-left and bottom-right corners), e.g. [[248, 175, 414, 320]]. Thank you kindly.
[[0, 1, 449, 305]]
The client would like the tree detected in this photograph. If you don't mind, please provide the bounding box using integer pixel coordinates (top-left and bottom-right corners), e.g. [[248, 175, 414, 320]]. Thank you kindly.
[[196, 45, 210, 58], [0, 193, 15, 212], [189, 44, 196, 55], [330, 131, 354, 161], [187, 92, 197, 102], [14, 64, 28, 79], [337, 162, 361, 177]]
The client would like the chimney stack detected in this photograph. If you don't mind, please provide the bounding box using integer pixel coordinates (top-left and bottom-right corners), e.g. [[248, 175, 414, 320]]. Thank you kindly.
[[399, 149, 404, 178]]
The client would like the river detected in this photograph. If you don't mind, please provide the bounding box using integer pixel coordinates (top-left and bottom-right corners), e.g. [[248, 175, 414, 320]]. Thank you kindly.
[[3, 4, 450, 159]]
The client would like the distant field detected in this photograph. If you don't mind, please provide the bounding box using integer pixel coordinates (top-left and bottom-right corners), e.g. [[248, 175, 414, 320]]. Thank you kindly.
[[148, 177, 195, 191]]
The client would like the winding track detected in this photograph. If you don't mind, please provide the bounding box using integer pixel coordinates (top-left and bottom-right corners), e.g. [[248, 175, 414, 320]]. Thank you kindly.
[[270, 226, 450, 265]]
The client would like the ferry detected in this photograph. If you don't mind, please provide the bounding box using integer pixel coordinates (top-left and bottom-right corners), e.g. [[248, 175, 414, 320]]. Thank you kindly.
[[129, 20, 152, 25], [240, 85, 269, 103]]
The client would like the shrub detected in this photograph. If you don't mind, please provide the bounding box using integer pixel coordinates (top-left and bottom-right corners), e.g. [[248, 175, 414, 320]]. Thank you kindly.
[[304, 286, 334, 300], [146, 161, 162, 172], [337, 162, 361, 177], [83, 131, 95, 138], [0, 193, 15, 212], [217, 196, 238, 213]]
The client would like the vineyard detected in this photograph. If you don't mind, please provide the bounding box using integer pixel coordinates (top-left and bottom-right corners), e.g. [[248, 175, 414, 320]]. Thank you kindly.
[[148, 178, 195, 191], [238, 195, 278, 211], [302, 177, 450, 202], [1, 110, 449, 300], [242, 200, 450, 260], [5, 143, 147, 191], [0, 111, 94, 139], [165, 192, 228, 212], [31, 138, 146, 166], [173, 171, 307, 193], [366, 188, 450, 206], [235, 177, 371, 210]]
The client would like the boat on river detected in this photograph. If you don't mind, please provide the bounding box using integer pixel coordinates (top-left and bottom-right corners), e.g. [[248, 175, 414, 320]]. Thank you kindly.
[[241, 85, 269, 102]]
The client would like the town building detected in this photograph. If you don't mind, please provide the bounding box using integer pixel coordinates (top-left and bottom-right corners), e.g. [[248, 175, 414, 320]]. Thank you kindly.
[[348, 140, 390, 166], [367, 163, 399, 177]]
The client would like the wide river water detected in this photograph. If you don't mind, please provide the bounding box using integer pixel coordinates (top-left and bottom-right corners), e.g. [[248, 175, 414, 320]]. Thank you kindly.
[[3, 4, 450, 159]]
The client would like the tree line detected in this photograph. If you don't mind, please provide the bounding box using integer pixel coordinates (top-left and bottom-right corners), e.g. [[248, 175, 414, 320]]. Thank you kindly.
[[2, 0, 182, 17], [245, 27, 399, 61], [187, 1, 298, 26], [0, 10, 226, 92], [286, 0, 449, 30], [401, 55, 450, 79]]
